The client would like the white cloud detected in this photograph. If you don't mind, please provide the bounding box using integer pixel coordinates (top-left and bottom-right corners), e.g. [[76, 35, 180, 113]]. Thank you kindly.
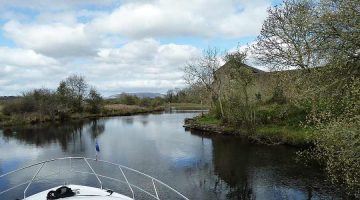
[[96, 38, 199, 67], [0, 47, 64, 95], [97, 38, 160, 64], [0, 0, 115, 10], [0, 47, 58, 67], [3, 21, 99, 57], [91, 0, 270, 38], [90, 2, 207, 38], [89, 38, 200, 94], [0, 39, 199, 96]]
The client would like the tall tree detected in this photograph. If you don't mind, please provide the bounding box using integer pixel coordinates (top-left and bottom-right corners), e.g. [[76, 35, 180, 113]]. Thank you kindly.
[[184, 47, 224, 118], [57, 80, 72, 112], [253, 0, 321, 71], [317, 0, 360, 76], [87, 87, 103, 114], [223, 48, 256, 126], [224, 49, 253, 106], [65, 75, 88, 112]]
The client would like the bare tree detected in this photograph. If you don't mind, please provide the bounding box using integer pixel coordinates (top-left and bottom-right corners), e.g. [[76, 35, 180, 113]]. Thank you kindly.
[[184, 47, 224, 118], [252, 0, 321, 71]]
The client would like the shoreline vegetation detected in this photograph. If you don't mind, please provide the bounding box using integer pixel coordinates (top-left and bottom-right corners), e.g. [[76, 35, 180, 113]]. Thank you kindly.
[[184, 114, 312, 147], [0, 103, 208, 127], [0, 104, 163, 127], [0, 74, 209, 128]]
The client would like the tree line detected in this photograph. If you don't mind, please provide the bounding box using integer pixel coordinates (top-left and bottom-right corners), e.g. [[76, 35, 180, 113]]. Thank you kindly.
[[3, 75, 104, 120], [2, 74, 203, 122]]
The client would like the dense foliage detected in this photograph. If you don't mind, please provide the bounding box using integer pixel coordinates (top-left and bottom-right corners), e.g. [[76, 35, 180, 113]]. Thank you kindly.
[[253, 0, 359, 196], [106, 93, 165, 107]]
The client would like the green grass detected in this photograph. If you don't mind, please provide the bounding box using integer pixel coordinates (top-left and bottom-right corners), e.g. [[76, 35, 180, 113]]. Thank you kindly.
[[255, 102, 308, 126], [256, 125, 313, 145], [191, 113, 312, 146], [194, 114, 221, 126]]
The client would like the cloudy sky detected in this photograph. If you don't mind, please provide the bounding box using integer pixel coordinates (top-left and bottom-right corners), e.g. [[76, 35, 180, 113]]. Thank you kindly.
[[0, 0, 281, 96]]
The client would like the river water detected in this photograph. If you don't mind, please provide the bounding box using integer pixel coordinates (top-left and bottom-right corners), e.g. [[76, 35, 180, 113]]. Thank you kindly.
[[0, 112, 342, 199]]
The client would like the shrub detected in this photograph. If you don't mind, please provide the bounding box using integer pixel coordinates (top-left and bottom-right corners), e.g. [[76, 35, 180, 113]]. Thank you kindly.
[[269, 85, 287, 104], [306, 117, 360, 197], [86, 88, 103, 114], [2, 100, 22, 115]]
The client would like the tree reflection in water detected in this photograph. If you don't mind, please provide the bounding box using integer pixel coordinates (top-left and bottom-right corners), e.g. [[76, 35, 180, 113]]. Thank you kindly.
[[88, 119, 105, 140], [1, 119, 105, 151], [190, 130, 341, 200]]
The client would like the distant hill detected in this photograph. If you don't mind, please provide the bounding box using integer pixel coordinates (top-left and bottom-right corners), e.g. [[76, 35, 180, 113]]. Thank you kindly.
[[109, 92, 164, 99], [0, 96, 18, 101]]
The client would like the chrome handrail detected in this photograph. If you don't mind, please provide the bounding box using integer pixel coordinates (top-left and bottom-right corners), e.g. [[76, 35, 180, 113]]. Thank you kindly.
[[24, 162, 45, 199], [152, 178, 159, 200], [84, 158, 103, 189], [119, 166, 134, 199], [92, 158, 189, 200], [70, 170, 159, 199], [0, 157, 189, 200]]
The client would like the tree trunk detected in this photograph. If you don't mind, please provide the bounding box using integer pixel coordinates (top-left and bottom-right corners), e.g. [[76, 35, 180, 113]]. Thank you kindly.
[[218, 96, 224, 119]]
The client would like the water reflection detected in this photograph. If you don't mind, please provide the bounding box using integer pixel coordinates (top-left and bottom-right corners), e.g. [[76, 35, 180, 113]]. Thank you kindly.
[[1, 119, 106, 148], [124, 117, 134, 125], [0, 113, 344, 199], [3, 124, 79, 151], [88, 120, 105, 139], [190, 130, 341, 199]]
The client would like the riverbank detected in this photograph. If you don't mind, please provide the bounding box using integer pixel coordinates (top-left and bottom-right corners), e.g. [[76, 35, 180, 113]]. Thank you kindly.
[[0, 104, 164, 127], [0, 102, 208, 127], [184, 114, 313, 147]]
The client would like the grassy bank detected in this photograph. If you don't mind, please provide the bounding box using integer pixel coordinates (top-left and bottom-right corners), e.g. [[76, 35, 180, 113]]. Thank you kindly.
[[255, 125, 312, 146], [189, 114, 312, 146], [0, 104, 163, 127]]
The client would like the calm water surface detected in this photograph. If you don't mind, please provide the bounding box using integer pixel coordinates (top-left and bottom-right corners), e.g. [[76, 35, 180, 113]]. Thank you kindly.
[[0, 112, 342, 199]]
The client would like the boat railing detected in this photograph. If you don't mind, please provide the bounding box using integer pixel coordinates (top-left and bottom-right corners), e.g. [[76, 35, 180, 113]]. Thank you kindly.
[[0, 157, 189, 200]]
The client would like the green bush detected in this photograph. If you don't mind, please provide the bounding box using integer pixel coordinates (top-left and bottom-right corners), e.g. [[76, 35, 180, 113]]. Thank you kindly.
[[86, 88, 103, 114], [269, 85, 287, 104], [307, 117, 360, 197], [2, 97, 37, 115], [256, 103, 307, 126]]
